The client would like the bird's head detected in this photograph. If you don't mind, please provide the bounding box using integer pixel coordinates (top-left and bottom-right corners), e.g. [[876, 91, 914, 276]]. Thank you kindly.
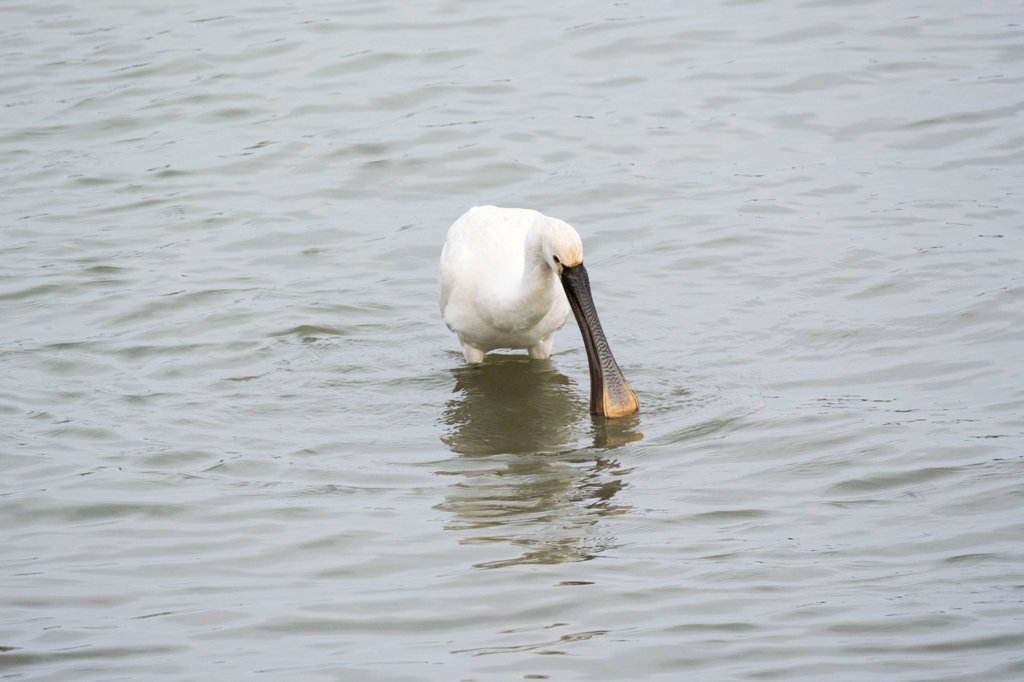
[[543, 218, 584, 274]]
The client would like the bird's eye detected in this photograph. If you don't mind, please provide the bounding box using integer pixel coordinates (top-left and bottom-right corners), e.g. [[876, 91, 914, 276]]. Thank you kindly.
[[553, 255, 560, 263]]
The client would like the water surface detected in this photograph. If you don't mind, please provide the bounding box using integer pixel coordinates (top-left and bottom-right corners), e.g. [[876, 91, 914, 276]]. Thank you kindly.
[[2, 0, 1023, 680]]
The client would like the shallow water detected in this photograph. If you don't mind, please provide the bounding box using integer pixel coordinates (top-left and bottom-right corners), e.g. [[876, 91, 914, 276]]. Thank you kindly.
[[2, 0, 1023, 680]]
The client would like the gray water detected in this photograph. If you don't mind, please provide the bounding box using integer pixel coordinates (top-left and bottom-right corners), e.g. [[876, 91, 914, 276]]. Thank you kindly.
[[2, 0, 1023, 680]]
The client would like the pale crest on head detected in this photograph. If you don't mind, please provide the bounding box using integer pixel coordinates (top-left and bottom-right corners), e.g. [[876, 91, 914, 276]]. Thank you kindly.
[[547, 217, 583, 267]]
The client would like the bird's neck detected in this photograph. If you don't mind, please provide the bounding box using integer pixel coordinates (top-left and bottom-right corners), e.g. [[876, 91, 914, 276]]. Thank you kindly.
[[509, 225, 558, 323]]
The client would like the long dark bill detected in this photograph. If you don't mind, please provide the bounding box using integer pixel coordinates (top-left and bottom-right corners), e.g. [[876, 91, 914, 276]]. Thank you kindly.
[[560, 263, 639, 418]]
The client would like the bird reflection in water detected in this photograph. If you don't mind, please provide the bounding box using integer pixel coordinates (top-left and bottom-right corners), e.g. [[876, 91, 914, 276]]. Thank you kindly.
[[437, 354, 642, 569]]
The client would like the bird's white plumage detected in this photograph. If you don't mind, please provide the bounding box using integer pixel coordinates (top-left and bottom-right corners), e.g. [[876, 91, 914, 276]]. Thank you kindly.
[[439, 206, 582, 363]]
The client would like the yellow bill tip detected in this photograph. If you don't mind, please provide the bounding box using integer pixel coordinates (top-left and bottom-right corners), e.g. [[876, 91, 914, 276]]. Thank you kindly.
[[601, 380, 639, 418]]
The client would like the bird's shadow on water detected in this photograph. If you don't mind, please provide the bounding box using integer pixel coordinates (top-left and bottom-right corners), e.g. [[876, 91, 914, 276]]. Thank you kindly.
[[436, 354, 643, 569]]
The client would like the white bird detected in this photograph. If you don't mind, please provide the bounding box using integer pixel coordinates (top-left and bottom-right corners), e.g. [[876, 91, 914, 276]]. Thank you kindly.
[[439, 206, 639, 418]]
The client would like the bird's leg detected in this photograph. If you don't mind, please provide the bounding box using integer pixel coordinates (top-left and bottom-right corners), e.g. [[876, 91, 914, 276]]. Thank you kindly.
[[460, 340, 485, 364], [527, 336, 554, 360]]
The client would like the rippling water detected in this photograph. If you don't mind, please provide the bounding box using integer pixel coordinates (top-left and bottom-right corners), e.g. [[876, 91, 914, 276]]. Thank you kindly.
[[3, 0, 1023, 679]]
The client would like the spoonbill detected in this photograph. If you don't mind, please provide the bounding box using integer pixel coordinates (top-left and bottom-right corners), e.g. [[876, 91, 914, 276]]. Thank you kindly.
[[439, 206, 639, 418]]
